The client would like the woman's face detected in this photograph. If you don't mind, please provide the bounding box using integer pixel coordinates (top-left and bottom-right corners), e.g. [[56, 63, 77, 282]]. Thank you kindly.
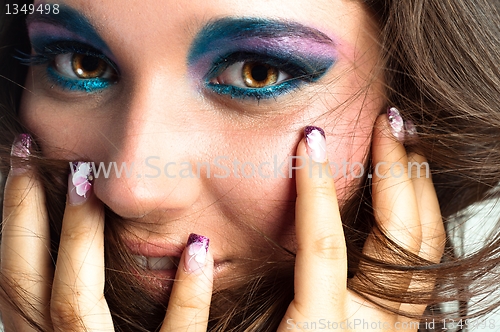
[[20, 0, 383, 290]]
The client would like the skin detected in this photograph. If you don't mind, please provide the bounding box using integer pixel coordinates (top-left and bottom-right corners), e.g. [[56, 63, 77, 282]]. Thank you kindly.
[[1, 0, 445, 330], [20, 0, 381, 285]]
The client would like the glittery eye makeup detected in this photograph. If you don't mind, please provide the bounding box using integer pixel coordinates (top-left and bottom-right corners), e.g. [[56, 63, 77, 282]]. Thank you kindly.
[[22, 5, 118, 93], [188, 18, 337, 100]]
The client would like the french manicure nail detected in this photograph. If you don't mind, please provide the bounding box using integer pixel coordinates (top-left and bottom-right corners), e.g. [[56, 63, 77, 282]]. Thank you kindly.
[[68, 162, 94, 206], [304, 126, 327, 163], [184, 233, 209, 275], [10, 133, 32, 175], [387, 107, 405, 141]]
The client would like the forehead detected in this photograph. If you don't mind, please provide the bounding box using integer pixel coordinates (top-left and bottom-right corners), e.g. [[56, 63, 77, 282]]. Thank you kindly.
[[32, 0, 373, 47]]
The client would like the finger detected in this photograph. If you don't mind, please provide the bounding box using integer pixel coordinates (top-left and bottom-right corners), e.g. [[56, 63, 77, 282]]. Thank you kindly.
[[282, 126, 347, 325], [369, 113, 422, 257], [50, 162, 113, 331], [358, 113, 422, 314], [399, 153, 444, 317], [407, 153, 444, 264], [162, 233, 213, 332], [1, 134, 51, 331]]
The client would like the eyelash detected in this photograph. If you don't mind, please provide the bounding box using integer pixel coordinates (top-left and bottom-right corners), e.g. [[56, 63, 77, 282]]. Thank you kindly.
[[18, 41, 119, 93], [205, 52, 330, 100], [19, 41, 330, 101]]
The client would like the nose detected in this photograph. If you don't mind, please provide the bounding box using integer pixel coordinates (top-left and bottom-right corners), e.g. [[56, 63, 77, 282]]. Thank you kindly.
[[92, 72, 204, 219]]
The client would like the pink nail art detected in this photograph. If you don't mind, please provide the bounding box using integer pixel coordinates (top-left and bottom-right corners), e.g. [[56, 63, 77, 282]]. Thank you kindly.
[[11, 134, 31, 158], [68, 162, 94, 206], [184, 233, 209, 275], [387, 107, 405, 140], [304, 126, 327, 163], [10, 134, 32, 175], [405, 120, 417, 138]]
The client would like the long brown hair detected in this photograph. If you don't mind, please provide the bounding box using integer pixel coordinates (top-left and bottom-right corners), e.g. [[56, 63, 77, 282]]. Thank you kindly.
[[1, 0, 500, 330]]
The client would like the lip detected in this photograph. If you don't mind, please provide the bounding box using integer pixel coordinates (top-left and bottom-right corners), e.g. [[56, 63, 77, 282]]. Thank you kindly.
[[125, 239, 183, 299], [125, 238, 228, 298], [126, 240, 184, 258], [125, 238, 225, 265], [133, 268, 177, 299]]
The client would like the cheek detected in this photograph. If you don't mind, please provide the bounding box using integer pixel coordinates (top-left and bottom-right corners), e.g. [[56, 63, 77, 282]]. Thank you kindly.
[[199, 130, 299, 242], [210, 106, 377, 240], [327, 127, 372, 202], [19, 70, 109, 159], [326, 104, 380, 198]]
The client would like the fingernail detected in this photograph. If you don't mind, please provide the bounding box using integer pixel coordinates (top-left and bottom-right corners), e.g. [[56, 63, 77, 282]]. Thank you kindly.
[[68, 162, 94, 206], [10, 133, 32, 175], [184, 233, 209, 275], [304, 126, 327, 163], [387, 107, 405, 141], [405, 120, 417, 138]]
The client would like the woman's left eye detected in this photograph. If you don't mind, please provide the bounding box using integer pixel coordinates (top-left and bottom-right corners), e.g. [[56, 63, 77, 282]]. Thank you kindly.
[[211, 61, 291, 89], [204, 52, 333, 100], [54, 53, 115, 80]]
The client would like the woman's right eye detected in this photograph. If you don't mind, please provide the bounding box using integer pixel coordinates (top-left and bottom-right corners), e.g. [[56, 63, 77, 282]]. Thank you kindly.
[[44, 51, 119, 92], [20, 40, 119, 93], [53, 53, 116, 81]]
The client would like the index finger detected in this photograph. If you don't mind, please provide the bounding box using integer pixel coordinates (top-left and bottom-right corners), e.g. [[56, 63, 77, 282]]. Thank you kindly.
[[290, 126, 347, 318], [162, 234, 213, 332], [50, 163, 113, 331]]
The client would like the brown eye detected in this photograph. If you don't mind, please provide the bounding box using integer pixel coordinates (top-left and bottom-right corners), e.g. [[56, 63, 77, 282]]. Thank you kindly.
[[211, 60, 291, 91], [242, 62, 279, 88], [71, 54, 108, 79]]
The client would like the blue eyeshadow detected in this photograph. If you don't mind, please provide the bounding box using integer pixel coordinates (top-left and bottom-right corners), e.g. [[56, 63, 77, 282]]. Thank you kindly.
[[207, 80, 301, 100], [46, 66, 110, 93], [25, 6, 117, 93], [26, 4, 111, 54], [188, 18, 337, 100], [188, 18, 334, 65]]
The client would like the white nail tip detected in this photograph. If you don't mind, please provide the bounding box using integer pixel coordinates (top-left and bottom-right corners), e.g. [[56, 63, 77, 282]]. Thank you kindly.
[[305, 126, 327, 163]]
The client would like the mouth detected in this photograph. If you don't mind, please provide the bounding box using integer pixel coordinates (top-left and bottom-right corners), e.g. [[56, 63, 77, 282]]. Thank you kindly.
[[124, 240, 184, 299], [132, 255, 180, 271], [130, 254, 181, 302], [125, 238, 229, 300]]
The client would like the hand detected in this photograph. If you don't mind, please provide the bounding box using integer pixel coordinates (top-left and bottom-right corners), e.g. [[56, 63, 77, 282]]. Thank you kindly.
[[279, 115, 445, 331], [1, 113, 445, 331], [1, 139, 214, 331]]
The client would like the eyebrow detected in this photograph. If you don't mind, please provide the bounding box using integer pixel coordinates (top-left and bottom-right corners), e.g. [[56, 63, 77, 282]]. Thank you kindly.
[[196, 18, 332, 43], [188, 18, 334, 63], [26, 4, 110, 52]]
